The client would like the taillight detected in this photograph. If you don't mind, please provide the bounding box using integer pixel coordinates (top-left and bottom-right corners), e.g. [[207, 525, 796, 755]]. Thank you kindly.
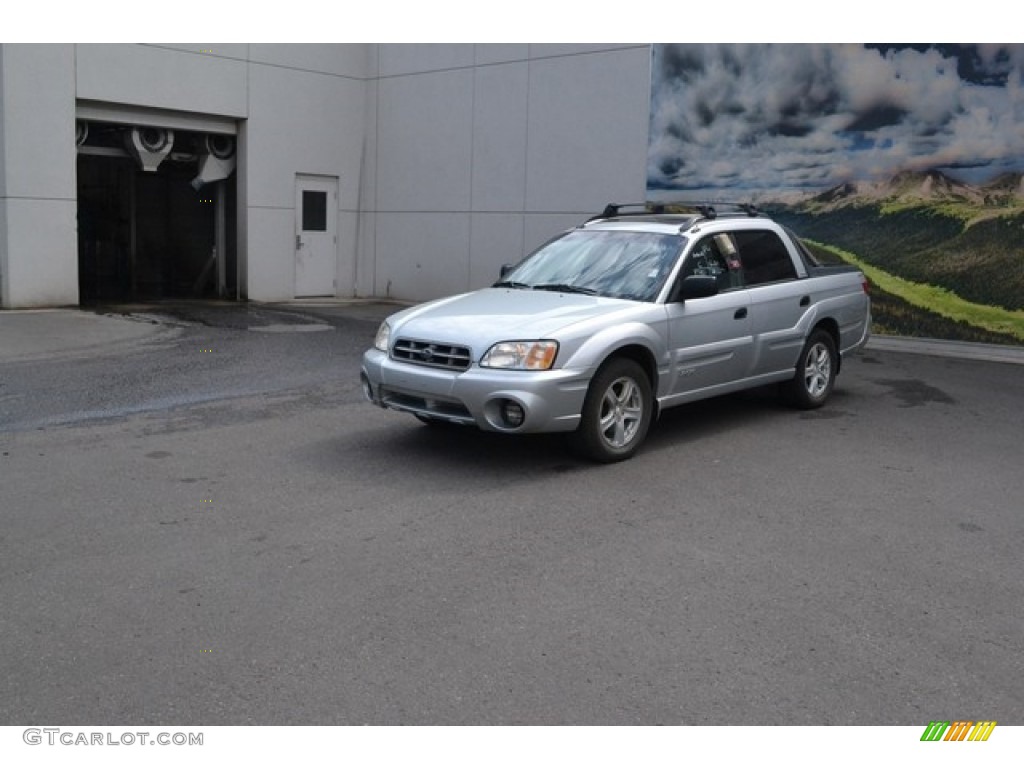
[[862, 279, 870, 295]]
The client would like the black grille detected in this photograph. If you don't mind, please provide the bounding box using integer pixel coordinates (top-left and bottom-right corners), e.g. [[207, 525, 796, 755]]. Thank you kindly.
[[380, 389, 473, 421], [392, 338, 472, 371]]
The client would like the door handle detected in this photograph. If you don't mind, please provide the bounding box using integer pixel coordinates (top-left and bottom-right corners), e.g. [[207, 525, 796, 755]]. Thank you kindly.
[[734, 307, 747, 319], [799, 295, 811, 307], [296, 234, 303, 249]]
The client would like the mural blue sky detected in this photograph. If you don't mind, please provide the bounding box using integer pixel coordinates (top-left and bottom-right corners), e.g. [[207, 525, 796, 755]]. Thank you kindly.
[[647, 44, 1024, 198]]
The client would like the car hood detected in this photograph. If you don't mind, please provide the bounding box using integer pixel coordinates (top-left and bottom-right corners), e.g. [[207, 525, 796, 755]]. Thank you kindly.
[[389, 288, 640, 350]]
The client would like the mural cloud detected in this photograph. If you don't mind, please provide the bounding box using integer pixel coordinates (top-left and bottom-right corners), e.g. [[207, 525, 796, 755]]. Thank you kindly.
[[647, 44, 1024, 197]]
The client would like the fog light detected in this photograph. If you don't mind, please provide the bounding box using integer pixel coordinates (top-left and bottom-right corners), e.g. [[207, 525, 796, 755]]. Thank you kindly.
[[502, 400, 525, 428]]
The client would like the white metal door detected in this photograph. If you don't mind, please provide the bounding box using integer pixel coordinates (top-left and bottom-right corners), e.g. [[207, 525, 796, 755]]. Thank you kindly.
[[294, 175, 338, 297]]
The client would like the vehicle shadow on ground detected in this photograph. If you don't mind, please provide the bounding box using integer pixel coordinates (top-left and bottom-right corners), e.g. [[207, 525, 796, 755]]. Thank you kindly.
[[303, 384, 839, 481], [638, 383, 849, 456], [307, 419, 577, 477]]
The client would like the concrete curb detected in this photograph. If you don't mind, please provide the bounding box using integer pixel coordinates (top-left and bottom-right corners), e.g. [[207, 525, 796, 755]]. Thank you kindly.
[[866, 335, 1024, 366]]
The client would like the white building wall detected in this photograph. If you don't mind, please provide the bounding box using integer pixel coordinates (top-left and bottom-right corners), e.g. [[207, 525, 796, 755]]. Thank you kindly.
[[364, 43, 652, 303], [0, 45, 78, 308], [75, 44, 250, 117], [76, 43, 371, 304], [0, 43, 654, 308], [244, 45, 370, 301], [0, 43, 372, 308]]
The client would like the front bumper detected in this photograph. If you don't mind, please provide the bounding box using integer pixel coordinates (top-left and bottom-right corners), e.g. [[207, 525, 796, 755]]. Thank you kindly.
[[361, 349, 590, 433]]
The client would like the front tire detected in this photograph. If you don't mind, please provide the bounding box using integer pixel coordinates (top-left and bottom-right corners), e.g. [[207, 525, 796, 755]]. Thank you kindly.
[[787, 329, 837, 409], [569, 358, 652, 463]]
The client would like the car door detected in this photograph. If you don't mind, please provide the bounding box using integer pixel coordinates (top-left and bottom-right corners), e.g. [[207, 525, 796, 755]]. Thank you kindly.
[[664, 233, 753, 400], [733, 229, 809, 377]]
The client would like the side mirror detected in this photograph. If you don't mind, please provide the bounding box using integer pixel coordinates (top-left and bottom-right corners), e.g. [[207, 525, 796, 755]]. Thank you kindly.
[[675, 274, 719, 301], [499, 263, 513, 279]]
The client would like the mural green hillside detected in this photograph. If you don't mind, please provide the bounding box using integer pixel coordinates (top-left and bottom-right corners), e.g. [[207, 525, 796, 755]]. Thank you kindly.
[[770, 169, 1024, 345], [773, 172, 1024, 310], [793, 236, 1024, 346]]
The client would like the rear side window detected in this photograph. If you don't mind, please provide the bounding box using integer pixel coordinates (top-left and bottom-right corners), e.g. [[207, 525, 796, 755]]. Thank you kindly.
[[784, 227, 822, 268], [733, 230, 797, 285]]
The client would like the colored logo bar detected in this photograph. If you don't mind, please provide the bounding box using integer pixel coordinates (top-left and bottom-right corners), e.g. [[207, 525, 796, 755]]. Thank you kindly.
[[921, 721, 997, 742]]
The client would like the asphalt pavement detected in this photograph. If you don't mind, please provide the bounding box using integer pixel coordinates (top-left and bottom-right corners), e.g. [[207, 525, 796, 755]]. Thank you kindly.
[[2, 300, 1023, 729]]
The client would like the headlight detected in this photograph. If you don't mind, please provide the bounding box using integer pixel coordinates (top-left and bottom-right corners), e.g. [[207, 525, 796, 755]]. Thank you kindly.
[[480, 340, 558, 370], [374, 321, 391, 352]]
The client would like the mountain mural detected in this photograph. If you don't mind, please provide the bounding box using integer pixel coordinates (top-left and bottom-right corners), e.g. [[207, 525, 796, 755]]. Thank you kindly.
[[647, 44, 1024, 344], [798, 169, 1024, 212]]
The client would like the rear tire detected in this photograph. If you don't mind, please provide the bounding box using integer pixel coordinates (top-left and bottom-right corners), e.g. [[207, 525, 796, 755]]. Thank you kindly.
[[786, 329, 837, 409], [569, 358, 652, 463]]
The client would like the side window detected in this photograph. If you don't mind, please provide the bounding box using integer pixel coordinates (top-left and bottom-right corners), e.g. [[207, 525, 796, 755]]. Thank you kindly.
[[682, 233, 743, 291], [733, 230, 797, 286]]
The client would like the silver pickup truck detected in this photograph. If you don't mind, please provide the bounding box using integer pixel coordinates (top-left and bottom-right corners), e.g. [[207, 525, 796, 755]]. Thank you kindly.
[[361, 204, 871, 462]]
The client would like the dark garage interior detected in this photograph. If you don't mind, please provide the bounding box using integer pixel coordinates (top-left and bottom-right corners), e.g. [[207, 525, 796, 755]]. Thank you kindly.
[[76, 121, 237, 304]]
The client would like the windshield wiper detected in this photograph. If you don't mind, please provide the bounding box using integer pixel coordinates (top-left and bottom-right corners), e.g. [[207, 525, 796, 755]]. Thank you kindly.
[[492, 280, 531, 289], [531, 283, 599, 295]]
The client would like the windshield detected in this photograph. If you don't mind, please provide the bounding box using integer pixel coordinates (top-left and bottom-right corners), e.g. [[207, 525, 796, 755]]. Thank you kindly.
[[496, 230, 684, 302]]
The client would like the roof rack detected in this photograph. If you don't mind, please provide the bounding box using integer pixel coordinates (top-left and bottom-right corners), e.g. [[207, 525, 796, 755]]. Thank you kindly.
[[647, 200, 762, 219], [587, 200, 761, 223], [585, 202, 665, 222]]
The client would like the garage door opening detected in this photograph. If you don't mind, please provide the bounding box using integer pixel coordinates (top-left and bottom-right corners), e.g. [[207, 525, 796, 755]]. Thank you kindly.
[[76, 120, 237, 304]]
